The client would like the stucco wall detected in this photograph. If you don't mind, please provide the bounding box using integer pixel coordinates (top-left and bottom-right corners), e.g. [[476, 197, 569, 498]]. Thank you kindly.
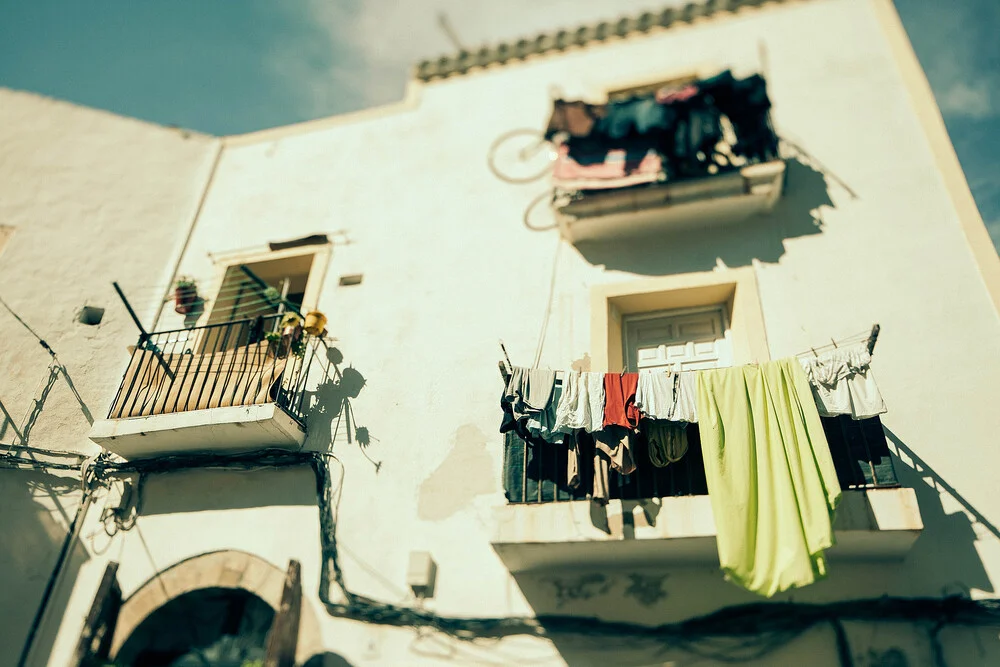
[[26, 0, 1000, 665], [0, 88, 220, 666]]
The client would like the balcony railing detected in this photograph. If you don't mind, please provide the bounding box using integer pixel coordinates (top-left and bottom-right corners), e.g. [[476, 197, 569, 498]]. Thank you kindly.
[[107, 314, 320, 426], [503, 416, 898, 504]]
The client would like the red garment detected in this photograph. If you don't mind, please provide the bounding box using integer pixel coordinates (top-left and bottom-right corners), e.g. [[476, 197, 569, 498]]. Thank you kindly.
[[602, 373, 640, 429]]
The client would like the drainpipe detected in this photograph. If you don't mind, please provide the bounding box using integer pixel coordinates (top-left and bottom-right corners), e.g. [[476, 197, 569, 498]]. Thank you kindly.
[[17, 491, 95, 667], [151, 139, 225, 332]]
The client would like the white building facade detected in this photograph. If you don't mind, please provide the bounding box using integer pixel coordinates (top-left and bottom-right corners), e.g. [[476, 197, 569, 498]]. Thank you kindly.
[[3, 0, 1000, 665]]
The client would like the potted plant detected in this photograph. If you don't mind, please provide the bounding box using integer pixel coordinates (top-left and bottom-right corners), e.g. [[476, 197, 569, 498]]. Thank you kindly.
[[304, 310, 327, 336], [173, 276, 199, 314]]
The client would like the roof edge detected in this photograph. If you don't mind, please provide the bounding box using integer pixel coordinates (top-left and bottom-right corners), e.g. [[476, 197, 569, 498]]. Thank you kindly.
[[412, 0, 802, 82]]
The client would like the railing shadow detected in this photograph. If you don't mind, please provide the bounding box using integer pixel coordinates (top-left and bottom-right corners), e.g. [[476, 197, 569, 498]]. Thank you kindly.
[[883, 426, 995, 595]]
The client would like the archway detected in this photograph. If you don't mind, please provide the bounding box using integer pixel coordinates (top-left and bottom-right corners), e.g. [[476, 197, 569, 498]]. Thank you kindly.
[[115, 587, 273, 666], [109, 550, 322, 664]]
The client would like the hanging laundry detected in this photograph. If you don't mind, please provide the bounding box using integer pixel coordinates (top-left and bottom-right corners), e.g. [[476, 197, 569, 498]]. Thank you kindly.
[[545, 100, 608, 139], [656, 83, 699, 104], [525, 382, 565, 444], [554, 370, 606, 433], [596, 97, 674, 139], [503, 367, 555, 416], [645, 420, 689, 467], [592, 446, 612, 505], [635, 370, 675, 420], [696, 359, 842, 597], [566, 431, 581, 490], [500, 366, 562, 442], [798, 344, 887, 419], [603, 372, 640, 429], [552, 144, 663, 191], [670, 372, 699, 423], [595, 425, 636, 477]]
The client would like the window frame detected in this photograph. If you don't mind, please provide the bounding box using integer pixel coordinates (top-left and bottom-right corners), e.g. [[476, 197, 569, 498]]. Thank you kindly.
[[591, 267, 769, 372]]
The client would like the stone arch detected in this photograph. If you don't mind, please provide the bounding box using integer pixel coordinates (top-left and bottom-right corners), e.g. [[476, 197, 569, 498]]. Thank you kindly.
[[111, 550, 323, 663]]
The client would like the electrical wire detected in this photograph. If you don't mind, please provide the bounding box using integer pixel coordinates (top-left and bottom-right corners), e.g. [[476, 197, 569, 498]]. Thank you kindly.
[[0, 294, 56, 358], [3, 444, 999, 666], [532, 236, 563, 369]]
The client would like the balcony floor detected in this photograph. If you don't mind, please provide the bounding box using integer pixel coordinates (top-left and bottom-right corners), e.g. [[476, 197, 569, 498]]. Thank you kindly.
[[492, 488, 923, 572], [89, 403, 306, 460]]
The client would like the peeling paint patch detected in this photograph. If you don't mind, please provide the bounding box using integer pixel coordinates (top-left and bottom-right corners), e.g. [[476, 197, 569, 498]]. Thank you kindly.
[[550, 574, 613, 608], [623, 573, 668, 606], [570, 353, 591, 372], [417, 424, 496, 522]]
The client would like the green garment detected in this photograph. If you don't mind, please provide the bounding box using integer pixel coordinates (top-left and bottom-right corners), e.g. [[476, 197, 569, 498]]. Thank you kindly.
[[696, 358, 842, 597]]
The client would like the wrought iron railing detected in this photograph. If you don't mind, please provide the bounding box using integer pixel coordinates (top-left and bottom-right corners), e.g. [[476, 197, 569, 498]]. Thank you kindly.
[[503, 416, 899, 504], [107, 314, 321, 426]]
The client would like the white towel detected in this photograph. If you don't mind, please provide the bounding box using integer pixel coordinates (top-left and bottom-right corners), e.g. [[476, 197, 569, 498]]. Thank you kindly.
[[798, 344, 887, 419], [554, 370, 605, 433], [635, 370, 675, 420]]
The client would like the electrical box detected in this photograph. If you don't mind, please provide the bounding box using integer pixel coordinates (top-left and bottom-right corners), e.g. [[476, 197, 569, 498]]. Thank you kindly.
[[406, 551, 437, 599]]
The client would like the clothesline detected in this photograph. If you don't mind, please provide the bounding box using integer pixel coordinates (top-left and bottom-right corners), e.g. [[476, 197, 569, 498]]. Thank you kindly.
[[499, 323, 881, 384]]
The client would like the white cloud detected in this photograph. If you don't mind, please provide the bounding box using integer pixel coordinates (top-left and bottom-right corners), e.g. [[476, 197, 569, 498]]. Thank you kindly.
[[268, 0, 680, 117], [937, 80, 993, 119]]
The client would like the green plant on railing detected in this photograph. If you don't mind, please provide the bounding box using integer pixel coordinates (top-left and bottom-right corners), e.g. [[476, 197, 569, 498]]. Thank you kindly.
[[264, 330, 306, 358], [261, 286, 281, 306]]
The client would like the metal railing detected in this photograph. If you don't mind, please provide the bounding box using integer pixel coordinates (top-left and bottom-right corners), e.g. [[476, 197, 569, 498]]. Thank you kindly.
[[503, 416, 899, 504], [107, 314, 321, 426]]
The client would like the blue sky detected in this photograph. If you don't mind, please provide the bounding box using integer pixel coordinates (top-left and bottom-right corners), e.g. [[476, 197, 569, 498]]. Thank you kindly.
[[1, 0, 997, 250]]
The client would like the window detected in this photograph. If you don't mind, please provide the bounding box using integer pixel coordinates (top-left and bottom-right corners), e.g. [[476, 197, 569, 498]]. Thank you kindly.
[[198, 244, 330, 353], [591, 268, 769, 373], [623, 306, 732, 372], [206, 253, 316, 326]]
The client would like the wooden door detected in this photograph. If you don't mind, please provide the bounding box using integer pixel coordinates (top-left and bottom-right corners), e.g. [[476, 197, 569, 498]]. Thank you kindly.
[[73, 561, 121, 667]]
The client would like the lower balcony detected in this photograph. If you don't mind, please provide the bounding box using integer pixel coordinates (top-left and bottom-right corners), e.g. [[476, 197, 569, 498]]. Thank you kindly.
[[493, 416, 923, 572], [90, 314, 322, 459]]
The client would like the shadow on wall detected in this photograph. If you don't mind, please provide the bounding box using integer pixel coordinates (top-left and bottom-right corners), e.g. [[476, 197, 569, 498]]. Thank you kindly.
[[573, 157, 833, 275], [0, 470, 88, 666], [883, 427, 995, 596], [138, 466, 319, 515], [303, 348, 369, 453]]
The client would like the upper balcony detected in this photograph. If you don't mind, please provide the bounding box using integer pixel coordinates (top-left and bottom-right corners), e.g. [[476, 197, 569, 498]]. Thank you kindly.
[[543, 70, 784, 241], [90, 313, 325, 459]]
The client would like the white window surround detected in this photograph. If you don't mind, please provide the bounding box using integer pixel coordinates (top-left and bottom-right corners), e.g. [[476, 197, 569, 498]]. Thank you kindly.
[[205, 243, 332, 323], [591, 266, 769, 373]]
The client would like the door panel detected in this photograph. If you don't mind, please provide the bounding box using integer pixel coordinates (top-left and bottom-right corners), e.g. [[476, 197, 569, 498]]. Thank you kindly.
[[625, 308, 731, 372]]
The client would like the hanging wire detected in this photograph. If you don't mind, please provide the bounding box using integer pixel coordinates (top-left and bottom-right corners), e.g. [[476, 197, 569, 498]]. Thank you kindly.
[[531, 235, 563, 369], [0, 295, 56, 358]]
